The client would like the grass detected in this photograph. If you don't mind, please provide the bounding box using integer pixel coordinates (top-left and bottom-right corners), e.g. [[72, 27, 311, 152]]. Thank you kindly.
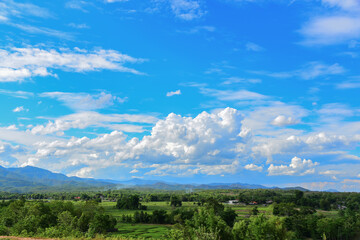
[[316, 210, 339, 217], [228, 204, 273, 219], [110, 223, 170, 239], [100, 201, 198, 219], [100, 201, 180, 239]]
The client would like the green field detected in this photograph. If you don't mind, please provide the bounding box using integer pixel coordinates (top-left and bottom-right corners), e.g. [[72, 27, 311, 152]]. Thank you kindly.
[[100, 201, 277, 239], [100, 201, 198, 218], [86, 200, 343, 239], [109, 223, 170, 239], [100, 201, 196, 239]]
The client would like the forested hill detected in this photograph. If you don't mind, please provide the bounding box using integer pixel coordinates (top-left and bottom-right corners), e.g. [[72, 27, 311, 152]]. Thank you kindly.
[[0, 165, 310, 193], [0, 165, 116, 192]]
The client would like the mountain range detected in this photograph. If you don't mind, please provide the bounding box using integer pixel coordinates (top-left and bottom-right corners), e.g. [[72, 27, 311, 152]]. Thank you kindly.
[[0, 165, 310, 193]]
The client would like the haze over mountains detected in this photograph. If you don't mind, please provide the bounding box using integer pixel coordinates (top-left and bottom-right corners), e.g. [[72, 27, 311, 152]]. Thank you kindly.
[[0, 165, 313, 193]]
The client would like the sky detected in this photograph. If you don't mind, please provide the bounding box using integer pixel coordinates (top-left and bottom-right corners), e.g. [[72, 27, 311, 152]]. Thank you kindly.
[[0, 0, 360, 191]]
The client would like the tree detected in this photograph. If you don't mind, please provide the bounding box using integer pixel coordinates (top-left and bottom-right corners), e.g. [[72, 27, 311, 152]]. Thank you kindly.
[[170, 196, 182, 207], [319, 199, 331, 211], [251, 206, 259, 216], [116, 195, 146, 210]]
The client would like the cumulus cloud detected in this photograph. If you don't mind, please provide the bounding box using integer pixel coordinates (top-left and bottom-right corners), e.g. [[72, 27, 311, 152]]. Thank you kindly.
[[166, 89, 181, 97], [242, 102, 308, 137], [252, 132, 360, 165], [4, 106, 360, 183], [271, 115, 299, 127], [30, 111, 158, 135], [0, 47, 144, 82], [268, 156, 319, 176], [244, 164, 263, 172], [40, 92, 127, 111], [25, 108, 249, 176]]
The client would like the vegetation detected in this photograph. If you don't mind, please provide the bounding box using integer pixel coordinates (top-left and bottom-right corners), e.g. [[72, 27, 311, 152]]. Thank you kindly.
[[0, 188, 360, 239]]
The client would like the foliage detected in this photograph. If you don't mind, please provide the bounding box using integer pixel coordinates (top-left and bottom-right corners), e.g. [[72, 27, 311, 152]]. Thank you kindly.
[[116, 195, 147, 210], [0, 199, 116, 238]]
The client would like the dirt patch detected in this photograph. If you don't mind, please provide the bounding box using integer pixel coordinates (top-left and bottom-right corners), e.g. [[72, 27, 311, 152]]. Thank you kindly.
[[0, 237, 57, 240]]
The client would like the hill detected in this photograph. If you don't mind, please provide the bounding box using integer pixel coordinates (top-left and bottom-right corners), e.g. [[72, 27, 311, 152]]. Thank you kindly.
[[0, 165, 309, 192], [0, 165, 116, 193]]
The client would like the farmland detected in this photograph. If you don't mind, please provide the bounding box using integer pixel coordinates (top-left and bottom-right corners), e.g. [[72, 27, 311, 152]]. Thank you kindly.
[[0, 189, 359, 239]]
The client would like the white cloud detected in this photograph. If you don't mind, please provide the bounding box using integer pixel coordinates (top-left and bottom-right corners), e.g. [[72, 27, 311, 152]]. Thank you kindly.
[[322, 0, 360, 11], [178, 25, 215, 34], [24, 108, 249, 176], [12, 106, 27, 112], [6, 125, 18, 130], [68, 23, 90, 29], [0, 47, 144, 82], [146, 161, 239, 176], [0, 0, 51, 21], [319, 170, 342, 175], [222, 77, 261, 85], [200, 88, 268, 102], [166, 89, 181, 97], [0, 1, 66, 39], [318, 103, 355, 118], [242, 102, 308, 136], [0, 89, 34, 99], [9, 23, 72, 39], [244, 164, 263, 172], [169, 0, 205, 20], [252, 132, 360, 165], [106, 0, 129, 3], [129, 169, 138, 173], [5, 106, 360, 181], [245, 42, 264, 52], [300, 16, 360, 45], [256, 62, 345, 80], [336, 79, 360, 89], [65, 0, 93, 12], [0, 141, 25, 166], [271, 115, 299, 127], [268, 156, 319, 176], [299, 1, 360, 46], [40, 91, 127, 111], [30, 111, 158, 135]]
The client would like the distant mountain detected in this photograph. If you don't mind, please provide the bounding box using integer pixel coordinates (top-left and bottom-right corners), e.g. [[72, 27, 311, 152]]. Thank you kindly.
[[324, 189, 339, 192], [272, 186, 310, 192], [100, 178, 164, 186], [0, 165, 310, 192], [0, 165, 116, 193]]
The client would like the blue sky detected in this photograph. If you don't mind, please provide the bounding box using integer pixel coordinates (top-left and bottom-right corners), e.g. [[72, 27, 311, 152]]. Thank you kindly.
[[1, 0, 360, 191]]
